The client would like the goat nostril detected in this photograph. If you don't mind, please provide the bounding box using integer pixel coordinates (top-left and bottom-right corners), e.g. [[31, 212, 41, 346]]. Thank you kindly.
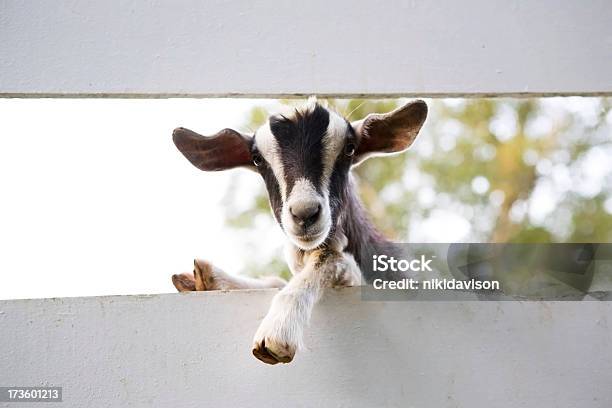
[[311, 204, 321, 219], [290, 203, 321, 227], [305, 204, 321, 227], [289, 206, 303, 226]]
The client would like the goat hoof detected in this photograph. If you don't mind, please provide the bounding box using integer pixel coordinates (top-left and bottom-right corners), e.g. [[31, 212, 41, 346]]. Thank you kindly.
[[171, 259, 219, 292], [252, 338, 295, 365], [172, 273, 196, 292]]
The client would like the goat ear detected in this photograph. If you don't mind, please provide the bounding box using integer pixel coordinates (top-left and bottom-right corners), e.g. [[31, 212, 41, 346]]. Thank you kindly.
[[173, 127, 253, 171], [351, 100, 427, 165]]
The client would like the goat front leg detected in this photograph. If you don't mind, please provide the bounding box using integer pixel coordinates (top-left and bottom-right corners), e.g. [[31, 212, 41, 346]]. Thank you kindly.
[[172, 259, 286, 292], [252, 247, 359, 365]]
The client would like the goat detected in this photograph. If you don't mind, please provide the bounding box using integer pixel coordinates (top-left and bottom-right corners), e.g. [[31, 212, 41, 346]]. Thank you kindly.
[[171, 98, 428, 364]]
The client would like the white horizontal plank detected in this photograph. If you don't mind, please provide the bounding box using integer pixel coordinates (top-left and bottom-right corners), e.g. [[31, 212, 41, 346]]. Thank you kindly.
[[1, 0, 611, 97], [1, 288, 611, 407]]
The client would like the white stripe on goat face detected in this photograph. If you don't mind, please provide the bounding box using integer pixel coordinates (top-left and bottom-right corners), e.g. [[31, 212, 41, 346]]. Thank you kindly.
[[255, 120, 287, 199], [254, 102, 350, 250], [322, 110, 349, 192]]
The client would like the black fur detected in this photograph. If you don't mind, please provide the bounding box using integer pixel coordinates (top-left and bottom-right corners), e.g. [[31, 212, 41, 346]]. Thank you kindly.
[[337, 178, 402, 283], [269, 105, 329, 196]]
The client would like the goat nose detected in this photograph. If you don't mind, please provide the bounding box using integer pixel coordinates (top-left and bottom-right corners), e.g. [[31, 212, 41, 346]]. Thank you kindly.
[[290, 202, 321, 228]]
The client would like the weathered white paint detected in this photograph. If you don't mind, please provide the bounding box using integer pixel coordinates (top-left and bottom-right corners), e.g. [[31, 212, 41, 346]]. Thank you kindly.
[[1, 0, 611, 97], [1, 288, 611, 407]]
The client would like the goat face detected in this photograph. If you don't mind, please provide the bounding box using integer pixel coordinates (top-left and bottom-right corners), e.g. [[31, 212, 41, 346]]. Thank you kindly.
[[173, 99, 428, 250], [251, 100, 353, 249]]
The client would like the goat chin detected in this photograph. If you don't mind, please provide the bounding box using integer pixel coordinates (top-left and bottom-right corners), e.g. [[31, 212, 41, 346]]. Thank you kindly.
[[287, 229, 330, 251]]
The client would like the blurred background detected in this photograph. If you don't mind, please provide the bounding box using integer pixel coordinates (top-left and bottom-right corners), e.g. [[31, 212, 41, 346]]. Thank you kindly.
[[0, 97, 610, 298], [228, 98, 612, 280]]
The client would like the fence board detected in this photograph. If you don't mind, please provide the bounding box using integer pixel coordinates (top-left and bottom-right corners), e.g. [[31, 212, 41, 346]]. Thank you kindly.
[[1, 0, 611, 97], [1, 288, 611, 407]]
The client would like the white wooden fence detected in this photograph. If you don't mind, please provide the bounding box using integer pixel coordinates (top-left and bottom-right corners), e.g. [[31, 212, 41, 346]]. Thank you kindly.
[[1, 289, 612, 408], [1, 0, 611, 97], [1, 1, 611, 407]]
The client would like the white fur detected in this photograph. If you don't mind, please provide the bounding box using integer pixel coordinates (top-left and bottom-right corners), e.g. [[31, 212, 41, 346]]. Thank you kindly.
[[253, 236, 362, 360], [282, 178, 331, 250], [202, 262, 286, 290], [321, 110, 349, 192], [255, 121, 287, 199]]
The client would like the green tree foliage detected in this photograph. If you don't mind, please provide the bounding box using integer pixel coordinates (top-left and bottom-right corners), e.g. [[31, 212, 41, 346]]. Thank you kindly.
[[222, 98, 612, 278]]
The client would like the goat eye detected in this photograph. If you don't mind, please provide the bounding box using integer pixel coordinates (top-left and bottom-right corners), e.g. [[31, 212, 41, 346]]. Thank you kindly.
[[344, 143, 356, 157], [252, 153, 264, 167]]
